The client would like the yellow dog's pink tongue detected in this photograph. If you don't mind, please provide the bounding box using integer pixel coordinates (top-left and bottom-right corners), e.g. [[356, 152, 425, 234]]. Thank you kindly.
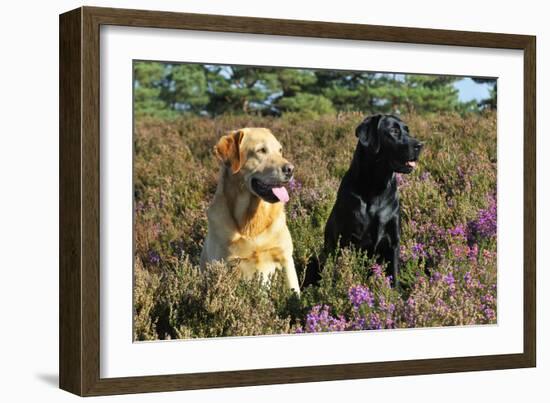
[[272, 186, 289, 203]]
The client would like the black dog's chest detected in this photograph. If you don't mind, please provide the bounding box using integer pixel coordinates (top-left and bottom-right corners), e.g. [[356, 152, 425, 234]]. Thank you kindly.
[[350, 192, 398, 250]]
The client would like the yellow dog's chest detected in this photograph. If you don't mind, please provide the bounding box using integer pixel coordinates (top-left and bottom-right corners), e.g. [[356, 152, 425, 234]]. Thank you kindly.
[[234, 247, 286, 280], [227, 230, 288, 280]]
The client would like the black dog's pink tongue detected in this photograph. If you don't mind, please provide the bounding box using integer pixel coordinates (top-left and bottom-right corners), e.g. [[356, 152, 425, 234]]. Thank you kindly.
[[272, 186, 289, 203]]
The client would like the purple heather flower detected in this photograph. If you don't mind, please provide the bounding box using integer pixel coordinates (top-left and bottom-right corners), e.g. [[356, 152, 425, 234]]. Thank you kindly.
[[329, 316, 348, 332], [434, 298, 450, 314], [484, 308, 496, 321], [411, 242, 427, 259], [349, 317, 366, 330], [457, 166, 466, 181], [482, 294, 495, 304], [467, 193, 497, 244], [371, 264, 383, 277], [407, 297, 416, 308], [288, 177, 303, 193], [135, 201, 145, 213], [348, 285, 374, 308], [384, 303, 397, 328], [288, 208, 300, 220], [449, 224, 467, 238], [420, 171, 430, 181], [482, 249, 496, 263], [303, 305, 348, 333], [399, 244, 409, 262], [147, 250, 160, 265], [368, 313, 382, 330], [443, 273, 456, 289], [395, 174, 404, 186], [451, 244, 469, 261], [151, 223, 161, 238], [464, 271, 473, 287], [468, 244, 479, 262], [378, 295, 388, 311]]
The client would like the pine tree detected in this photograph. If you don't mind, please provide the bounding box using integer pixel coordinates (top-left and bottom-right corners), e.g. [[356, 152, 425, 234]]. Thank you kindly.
[[272, 69, 334, 115], [160, 64, 209, 113], [205, 66, 280, 115], [133, 61, 489, 118], [133, 62, 169, 118]]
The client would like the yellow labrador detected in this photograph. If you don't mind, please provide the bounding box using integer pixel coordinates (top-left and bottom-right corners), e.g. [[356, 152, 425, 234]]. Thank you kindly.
[[200, 128, 300, 295]]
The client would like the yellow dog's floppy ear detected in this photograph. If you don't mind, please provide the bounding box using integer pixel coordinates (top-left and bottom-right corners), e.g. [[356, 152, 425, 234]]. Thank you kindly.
[[214, 130, 245, 174]]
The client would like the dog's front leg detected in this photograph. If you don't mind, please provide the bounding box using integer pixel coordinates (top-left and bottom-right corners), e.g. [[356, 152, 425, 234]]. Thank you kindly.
[[282, 255, 300, 296], [389, 247, 399, 288], [382, 217, 400, 288]]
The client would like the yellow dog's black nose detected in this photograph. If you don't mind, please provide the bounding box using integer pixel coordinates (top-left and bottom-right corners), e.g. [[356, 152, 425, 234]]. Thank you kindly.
[[282, 163, 294, 178]]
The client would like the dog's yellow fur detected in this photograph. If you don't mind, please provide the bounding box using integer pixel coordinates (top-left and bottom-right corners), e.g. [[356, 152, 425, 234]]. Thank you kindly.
[[200, 128, 300, 294]]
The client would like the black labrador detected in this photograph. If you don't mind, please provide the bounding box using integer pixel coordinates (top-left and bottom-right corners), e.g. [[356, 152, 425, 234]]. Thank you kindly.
[[319, 114, 423, 287]]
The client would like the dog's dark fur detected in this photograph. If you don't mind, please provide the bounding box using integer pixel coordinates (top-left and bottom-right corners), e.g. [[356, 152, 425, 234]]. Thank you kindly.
[[311, 114, 423, 287]]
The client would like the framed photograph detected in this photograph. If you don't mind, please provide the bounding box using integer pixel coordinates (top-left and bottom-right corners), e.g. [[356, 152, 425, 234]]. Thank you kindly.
[[59, 6, 536, 396]]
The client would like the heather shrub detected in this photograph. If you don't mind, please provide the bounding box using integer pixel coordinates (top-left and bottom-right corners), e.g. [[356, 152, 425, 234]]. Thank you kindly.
[[134, 259, 161, 340], [138, 257, 296, 339], [133, 111, 497, 340]]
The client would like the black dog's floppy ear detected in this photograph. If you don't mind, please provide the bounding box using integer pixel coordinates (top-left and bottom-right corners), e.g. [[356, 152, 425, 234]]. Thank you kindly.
[[356, 114, 382, 154]]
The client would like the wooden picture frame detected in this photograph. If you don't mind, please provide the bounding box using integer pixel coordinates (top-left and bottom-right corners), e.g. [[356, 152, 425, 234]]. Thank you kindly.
[[59, 6, 536, 396]]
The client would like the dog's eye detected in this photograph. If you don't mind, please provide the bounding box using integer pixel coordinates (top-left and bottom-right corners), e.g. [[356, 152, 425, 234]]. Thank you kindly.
[[257, 147, 267, 154], [389, 128, 400, 136]]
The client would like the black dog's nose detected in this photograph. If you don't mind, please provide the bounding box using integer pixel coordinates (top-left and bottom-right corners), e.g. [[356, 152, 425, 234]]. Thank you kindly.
[[282, 163, 294, 178]]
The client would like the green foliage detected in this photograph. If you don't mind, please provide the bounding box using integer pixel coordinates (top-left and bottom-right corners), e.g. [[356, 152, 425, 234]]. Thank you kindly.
[[277, 93, 335, 116], [133, 62, 496, 118], [134, 62, 171, 118], [134, 62, 209, 118], [161, 64, 209, 113], [133, 111, 497, 340], [205, 66, 280, 115]]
